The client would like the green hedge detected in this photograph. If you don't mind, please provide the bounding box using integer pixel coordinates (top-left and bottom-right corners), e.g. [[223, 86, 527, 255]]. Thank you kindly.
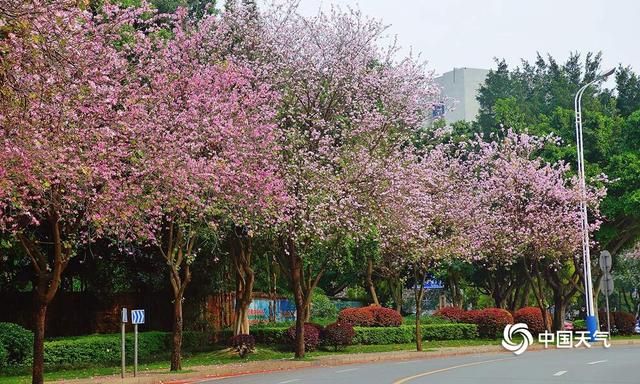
[[43, 331, 212, 369], [402, 315, 452, 325], [218, 323, 477, 346], [0, 323, 33, 367], [251, 327, 289, 344], [572, 319, 586, 330], [353, 324, 477, 345]]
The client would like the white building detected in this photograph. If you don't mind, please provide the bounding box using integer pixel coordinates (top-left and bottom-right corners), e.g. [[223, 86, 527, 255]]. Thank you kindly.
[[434, 67, 490, 123]]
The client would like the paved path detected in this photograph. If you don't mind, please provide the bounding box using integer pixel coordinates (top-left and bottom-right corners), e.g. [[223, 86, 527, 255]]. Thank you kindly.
[[200, 346, 638, 384]]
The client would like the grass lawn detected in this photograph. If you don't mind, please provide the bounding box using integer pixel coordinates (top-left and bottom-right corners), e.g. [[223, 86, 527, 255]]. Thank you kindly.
[[0, 339, 501, 384]]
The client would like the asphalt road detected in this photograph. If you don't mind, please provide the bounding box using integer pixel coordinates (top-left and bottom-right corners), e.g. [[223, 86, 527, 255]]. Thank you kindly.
[[203, 346, 639, 384]]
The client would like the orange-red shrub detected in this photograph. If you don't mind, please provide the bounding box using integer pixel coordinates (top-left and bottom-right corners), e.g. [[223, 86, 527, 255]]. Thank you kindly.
[[338, 307, 374, 326], [365, 306, 403, 327], [337, 306, 402, 327], [513, 307, 550, 334], [460, 309, 482, 324], [476, 308, 513, 338], [434, 307, 466, 322]]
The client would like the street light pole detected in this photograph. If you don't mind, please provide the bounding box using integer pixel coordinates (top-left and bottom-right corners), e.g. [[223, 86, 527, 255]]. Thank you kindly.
[[574, 68, 615, 340]]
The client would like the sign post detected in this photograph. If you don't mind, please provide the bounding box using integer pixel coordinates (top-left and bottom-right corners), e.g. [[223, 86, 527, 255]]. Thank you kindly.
[[121, 308, 127, 378], [599, 250, 613, 335], [131, 309, 145, 377]]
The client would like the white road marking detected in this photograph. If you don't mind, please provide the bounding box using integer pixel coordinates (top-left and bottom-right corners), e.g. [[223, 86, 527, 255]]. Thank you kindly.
[[587, 360, 607, 365], [335, 368, 359, 373], [553, 371, 567, 376], [392, 357, 514, 384], [395, 361, 414, 364], [278, 380, 301, 384]]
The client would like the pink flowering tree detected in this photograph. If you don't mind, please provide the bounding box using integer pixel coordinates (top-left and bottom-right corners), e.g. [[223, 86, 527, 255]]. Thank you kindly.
[[371, 142, 478, 351], [217, 3, 439, 358], [468, 131, 606, 330], [0, 2, 141, 382], [117, 8, 285, 370]]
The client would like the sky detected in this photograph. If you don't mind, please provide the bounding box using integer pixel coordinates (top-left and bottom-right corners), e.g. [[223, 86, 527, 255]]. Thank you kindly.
[[294, 0, 639, 79]]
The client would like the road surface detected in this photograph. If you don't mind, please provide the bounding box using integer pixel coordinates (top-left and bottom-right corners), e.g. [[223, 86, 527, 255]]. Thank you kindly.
[[203, 346, 639, 384]]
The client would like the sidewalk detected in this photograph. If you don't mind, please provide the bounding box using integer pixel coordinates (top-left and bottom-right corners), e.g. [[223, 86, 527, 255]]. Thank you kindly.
[[52, 339, 640, 384]]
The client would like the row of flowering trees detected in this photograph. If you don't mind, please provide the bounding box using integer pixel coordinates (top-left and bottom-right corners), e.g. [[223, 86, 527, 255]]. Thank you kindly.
[[0, 0, 605, 382]]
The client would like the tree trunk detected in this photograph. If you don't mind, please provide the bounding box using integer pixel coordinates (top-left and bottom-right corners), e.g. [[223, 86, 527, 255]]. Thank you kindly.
[[19, 218, 69, 384], [522, 256, 549, 331], [415, 298, 422, 351], [390, 277, 403, 313], [290, 258, 306, 358], [492, 290, 506, 309], [232, 233, 254, 335], [414, 268, 427, 352], [162, 222, 194, 372], [303, 302, 312, 322], [448, 269, 463, 308], [366, 257, 380, 305], [518, 281, 530, 309], [32, 302, 47, 384], [279, 235, 330, 358], [268, 261, 278, 322], [552, 290, 566, 331], [171, 296, 183, 371]]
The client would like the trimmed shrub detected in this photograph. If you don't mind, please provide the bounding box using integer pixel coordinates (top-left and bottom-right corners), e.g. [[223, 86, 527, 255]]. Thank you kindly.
[[613, 312, 636, 336], [338, 307, 374, 326], [434, 307, 466, 322], [227, 334, 255, 358], [513, 307, 551, 335], [353, 326, 413, 344], [0, 343, 7, 369], [310, 289, 338, 320], [460, 309, 481, 324], [182, 330, 214, 352], [322, 322, 355, 351], [366, 306, 403, 327], [476, 308, 513, 338], [353, 323, 478, 345], [573, 319, 586, 330], [338, 306, 402, 327], [0, 322, 33, 366], [305, 322, 325, 335], [250, 327, 288, 344], [41, 331, 213, 369], [44, 332, 169, 368], [286, 323, 320, 352], [403, 315, 451, 325]]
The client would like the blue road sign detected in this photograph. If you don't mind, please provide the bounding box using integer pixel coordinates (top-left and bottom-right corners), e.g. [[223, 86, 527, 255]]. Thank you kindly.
[[424, 279, 444, 289], [413, 279, 445, 290], [131, 309, 145, 324]]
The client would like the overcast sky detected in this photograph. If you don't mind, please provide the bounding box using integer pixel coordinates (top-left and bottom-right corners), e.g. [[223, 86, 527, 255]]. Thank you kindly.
[[294, 0, 639, 78]]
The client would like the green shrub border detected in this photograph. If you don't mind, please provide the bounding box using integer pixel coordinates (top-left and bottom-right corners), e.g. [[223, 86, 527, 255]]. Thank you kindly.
[[354, 324, 478, 345], [33, 331, 212, 369], [220, 323, 477, 345]]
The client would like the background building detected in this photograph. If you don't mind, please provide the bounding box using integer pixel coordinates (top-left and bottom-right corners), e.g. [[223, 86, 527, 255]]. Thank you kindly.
[[434, 67, 490, 123]]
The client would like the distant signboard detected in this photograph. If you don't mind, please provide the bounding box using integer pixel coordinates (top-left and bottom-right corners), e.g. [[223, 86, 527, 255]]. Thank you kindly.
[[413, 279, 445, 290], [248, 298, 296, 323], [432, 103, 445, 118], [424, 279, 445, 289]]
